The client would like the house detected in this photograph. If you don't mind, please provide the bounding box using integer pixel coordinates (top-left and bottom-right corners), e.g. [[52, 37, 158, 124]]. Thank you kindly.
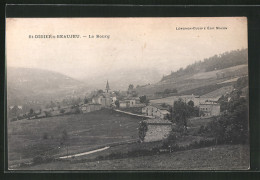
[[111, 94, 117, 104], [176, 95, 200, 106], [140, 119, 172, 142], [119, 99, 135, 108], [119, 100, 128, 108], [199, 102, 220, 117], [80, 103, 102, 113], [119, 97, 141, 108], [157, 109, 170, 119], [142, 104, 170, 119]]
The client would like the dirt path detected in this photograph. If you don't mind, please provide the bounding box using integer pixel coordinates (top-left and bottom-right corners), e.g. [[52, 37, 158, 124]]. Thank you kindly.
[[59, 139, 138, 159], [59, 146, 110, 159]]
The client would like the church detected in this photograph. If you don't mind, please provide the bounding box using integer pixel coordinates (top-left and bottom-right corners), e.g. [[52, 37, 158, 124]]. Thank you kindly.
[[91, 80, 116, 108]]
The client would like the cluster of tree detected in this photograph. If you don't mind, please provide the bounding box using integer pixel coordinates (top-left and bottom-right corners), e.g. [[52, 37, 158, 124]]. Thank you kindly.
[[205, 95, 248, 144], [155, 88, 178, 96], [161, 48, 248, 81], [13, 108, 42, 121], [202, 77, 249, 144], [218, 76, 248, 112], [139, 95, 150, 105], [168, 99, 199, 132], [8, 105, 22, 118], [46, 97, 83, 109], [127, 84, 138, 97]]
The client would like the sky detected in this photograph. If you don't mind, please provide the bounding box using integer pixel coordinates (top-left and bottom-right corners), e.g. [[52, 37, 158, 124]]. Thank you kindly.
[[6, 17, 247, 81]]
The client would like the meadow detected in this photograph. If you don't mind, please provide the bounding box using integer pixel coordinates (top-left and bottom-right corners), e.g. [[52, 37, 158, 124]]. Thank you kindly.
[[19, 144, 249, 170], [8, 109, 143, 167]]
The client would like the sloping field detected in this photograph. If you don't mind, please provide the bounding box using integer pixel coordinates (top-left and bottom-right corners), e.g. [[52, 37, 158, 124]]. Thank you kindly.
[[136, 64, 248, 96], [8, 109, 142, 167], [20, 144, 249, 170], [191, 64, 248, 80], [201, 85, 233, 98], [149, 83, 232, 105]]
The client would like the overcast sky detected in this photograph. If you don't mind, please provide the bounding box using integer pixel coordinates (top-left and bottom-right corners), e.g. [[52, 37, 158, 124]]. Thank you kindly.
[[6, 17, 247, 80]]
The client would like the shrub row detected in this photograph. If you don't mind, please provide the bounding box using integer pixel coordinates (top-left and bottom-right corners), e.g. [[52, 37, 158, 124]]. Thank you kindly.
[[94, 138, 217, 162]]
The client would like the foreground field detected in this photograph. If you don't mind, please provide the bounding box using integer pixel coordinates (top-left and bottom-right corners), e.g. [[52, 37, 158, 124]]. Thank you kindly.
[[19, 144, 249, 170], [8, 109, 142, 167]]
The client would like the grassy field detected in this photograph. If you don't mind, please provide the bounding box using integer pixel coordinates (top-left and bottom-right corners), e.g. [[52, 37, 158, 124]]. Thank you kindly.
[[8, 109, 143, 167], [18, 144, 249, 170]]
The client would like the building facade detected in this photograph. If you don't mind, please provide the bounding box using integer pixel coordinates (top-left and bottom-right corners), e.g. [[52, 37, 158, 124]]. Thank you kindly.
[[141, 119, 172, 142], [142, 104, 170, 119], [199, 102, 220, 117]]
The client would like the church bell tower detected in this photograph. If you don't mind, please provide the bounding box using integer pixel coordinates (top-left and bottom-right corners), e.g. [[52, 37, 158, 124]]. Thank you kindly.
[[105, 80, 110, 93]]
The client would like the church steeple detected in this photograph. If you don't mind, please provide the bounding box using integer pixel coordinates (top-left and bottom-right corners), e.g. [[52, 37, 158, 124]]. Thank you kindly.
[[105, 80, 110, 93]]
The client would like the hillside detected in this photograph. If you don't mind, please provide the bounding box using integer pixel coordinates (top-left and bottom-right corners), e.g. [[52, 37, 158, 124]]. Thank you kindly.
[[136, 49, 248, 97], [7, 67, 89, 106], [161, 49, 248, 81]]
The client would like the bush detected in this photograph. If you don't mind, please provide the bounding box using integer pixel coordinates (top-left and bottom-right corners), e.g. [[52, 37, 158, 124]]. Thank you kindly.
[[161, 131, 179, 148], [138, 121, 148, 141]]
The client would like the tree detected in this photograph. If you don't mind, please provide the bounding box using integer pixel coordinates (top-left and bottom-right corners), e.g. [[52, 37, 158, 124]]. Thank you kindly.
[[139, 95, 148, 104], [218, 95, 229, 112], [187, 100, 194, 107], [84, 97, 89, 104], [115, 100, 120, 108], [207, 93, 248, 144], [10, 105, 19, 117], [171, 99, 199, 133], [139, 121, 148, 141], [97, 89, 104, 94], [29, 108, 34, 115], [128, 84, 134, 91], [172, 100, 189, 132]]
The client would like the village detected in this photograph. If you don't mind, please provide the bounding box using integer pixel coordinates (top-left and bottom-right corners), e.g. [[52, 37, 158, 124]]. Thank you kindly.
[[7, 49, 249, 170], [8, 79, 225, 143]]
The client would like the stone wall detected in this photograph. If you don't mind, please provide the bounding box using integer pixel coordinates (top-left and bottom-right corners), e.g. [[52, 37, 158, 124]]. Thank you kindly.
[[144, 123, 172, 142]]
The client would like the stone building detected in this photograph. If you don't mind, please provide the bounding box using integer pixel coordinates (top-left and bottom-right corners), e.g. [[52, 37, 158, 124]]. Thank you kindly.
[[199, 102, 220, 117], [141, 119, 172, 142], [80, 103, 102, 113]]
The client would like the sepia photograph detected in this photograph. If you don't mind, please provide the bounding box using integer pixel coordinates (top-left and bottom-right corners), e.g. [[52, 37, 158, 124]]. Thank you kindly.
[[6, 17, 249, 170]]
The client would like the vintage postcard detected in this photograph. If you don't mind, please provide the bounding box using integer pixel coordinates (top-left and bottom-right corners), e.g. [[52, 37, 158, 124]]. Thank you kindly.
[[6, 17, 249, 170]]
